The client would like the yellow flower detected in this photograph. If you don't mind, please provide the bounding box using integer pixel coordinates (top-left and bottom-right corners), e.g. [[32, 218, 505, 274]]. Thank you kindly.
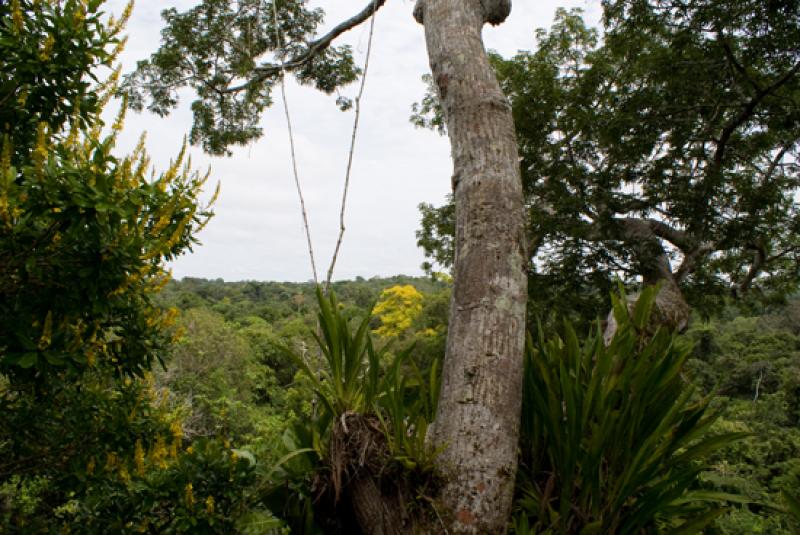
[[105, 452, 118, 471], [16, 89, 28, 107], [11, 0, 23, 32], [150, 435, 168, 469], [184, 483, 194, 508], [134, 440, 145, 476], [33, 122, 49, 178], [372, 285, 424, 337], [73, 0, 86, 26], [40, 34, 55, 61], [205, 495, 215, 515], [169, 420, 183, 441], [38, 311, 53, 350]]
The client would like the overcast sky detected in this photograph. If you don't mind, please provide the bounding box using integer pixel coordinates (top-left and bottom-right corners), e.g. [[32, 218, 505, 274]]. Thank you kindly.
[[105, 0, 601, 282]]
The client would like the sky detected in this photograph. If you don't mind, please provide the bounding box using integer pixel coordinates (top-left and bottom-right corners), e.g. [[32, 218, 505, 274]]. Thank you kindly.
[[106, 0, 602, 282]]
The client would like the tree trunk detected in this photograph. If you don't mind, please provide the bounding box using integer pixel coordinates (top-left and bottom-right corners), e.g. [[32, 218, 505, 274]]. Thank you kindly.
[[414, 1, 528, 532], [600, 220, 692, 343], [348, 474, 408, 535], [604, 265, 691, 344]]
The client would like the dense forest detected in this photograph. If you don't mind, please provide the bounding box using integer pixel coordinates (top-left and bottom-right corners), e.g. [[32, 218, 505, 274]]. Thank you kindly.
[[3, 274, 799, 532], [159, 277, 800, 533], [2, 0, 800, 533]]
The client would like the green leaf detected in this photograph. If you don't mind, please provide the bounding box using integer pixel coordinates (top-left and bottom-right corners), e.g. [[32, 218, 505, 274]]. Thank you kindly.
[[668, 508, 728, 535], [631, 286, 656, 330], [18, 352, 38, 368]]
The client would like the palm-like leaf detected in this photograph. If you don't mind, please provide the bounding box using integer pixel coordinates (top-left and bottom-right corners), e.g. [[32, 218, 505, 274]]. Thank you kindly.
[[516, 286, 746, 534]]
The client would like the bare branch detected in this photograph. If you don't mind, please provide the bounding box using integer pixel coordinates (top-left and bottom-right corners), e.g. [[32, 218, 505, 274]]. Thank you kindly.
[[719, 35, 761, 94], [762, 145, 790, 184], [272, 0, 319, 284]]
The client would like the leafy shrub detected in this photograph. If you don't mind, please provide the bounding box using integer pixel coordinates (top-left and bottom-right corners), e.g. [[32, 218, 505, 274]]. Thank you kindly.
[[0, 2, 271, 533], [72, 438, 261, 534], [514, 287, 746, 533]]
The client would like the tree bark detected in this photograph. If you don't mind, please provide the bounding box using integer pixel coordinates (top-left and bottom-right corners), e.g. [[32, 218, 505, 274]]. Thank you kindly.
[[603, 236, 691, 344], [603, 276, 691, 344], [348, 474, 408, 535], [414, 1, 528, 532]]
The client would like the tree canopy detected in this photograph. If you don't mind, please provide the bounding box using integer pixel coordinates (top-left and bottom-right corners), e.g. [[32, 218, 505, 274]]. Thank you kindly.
[[416, 2, 800, 324], [122, 0, 385, 155]]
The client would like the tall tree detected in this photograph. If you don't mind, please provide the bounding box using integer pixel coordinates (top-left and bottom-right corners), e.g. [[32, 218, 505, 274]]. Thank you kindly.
[[126, 0, 528, 531], [412, 0, 527, 531], [416, 2, 800, 332]]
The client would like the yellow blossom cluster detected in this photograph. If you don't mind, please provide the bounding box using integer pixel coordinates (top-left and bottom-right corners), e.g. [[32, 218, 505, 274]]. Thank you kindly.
[[372, 285, 424, 337]]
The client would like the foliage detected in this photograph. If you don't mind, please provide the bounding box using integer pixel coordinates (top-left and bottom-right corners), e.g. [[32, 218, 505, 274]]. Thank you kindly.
[[683, 305, 800, 533], [514, 287, 747, 533], [289, 287, 383, 421], [0, 2, 273, 533], [0, 373, 176, 531], [0, 376, 264, 533], [10, 262, 788, 534], [415, 3, 800, 326], [782, 491, 800, 535], [71, 438, 261, 534], [157, 275, 446, 322], [0, 0, 214, 383], [264, 287, 440, 532], [287, 287, 439, 460], [122, 0, 367, 155], [159, 308, 261, 441], [0, 0, 124, 164]]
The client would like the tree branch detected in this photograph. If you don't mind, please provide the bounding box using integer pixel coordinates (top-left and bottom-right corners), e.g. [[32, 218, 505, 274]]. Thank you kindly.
[[710, 61, 800, 179], [734, 243, 766, 296], [719, 35, 761, 94], [222, 0, 387, 94], [762, 145, 790, 184], [609, 217, 698, 252], [675, 240, 716, 282]]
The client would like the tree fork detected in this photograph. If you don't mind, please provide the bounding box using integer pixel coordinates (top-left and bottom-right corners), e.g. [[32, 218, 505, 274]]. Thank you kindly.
[[415, 0, 528, 532], [603, 238, 691, 344]]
